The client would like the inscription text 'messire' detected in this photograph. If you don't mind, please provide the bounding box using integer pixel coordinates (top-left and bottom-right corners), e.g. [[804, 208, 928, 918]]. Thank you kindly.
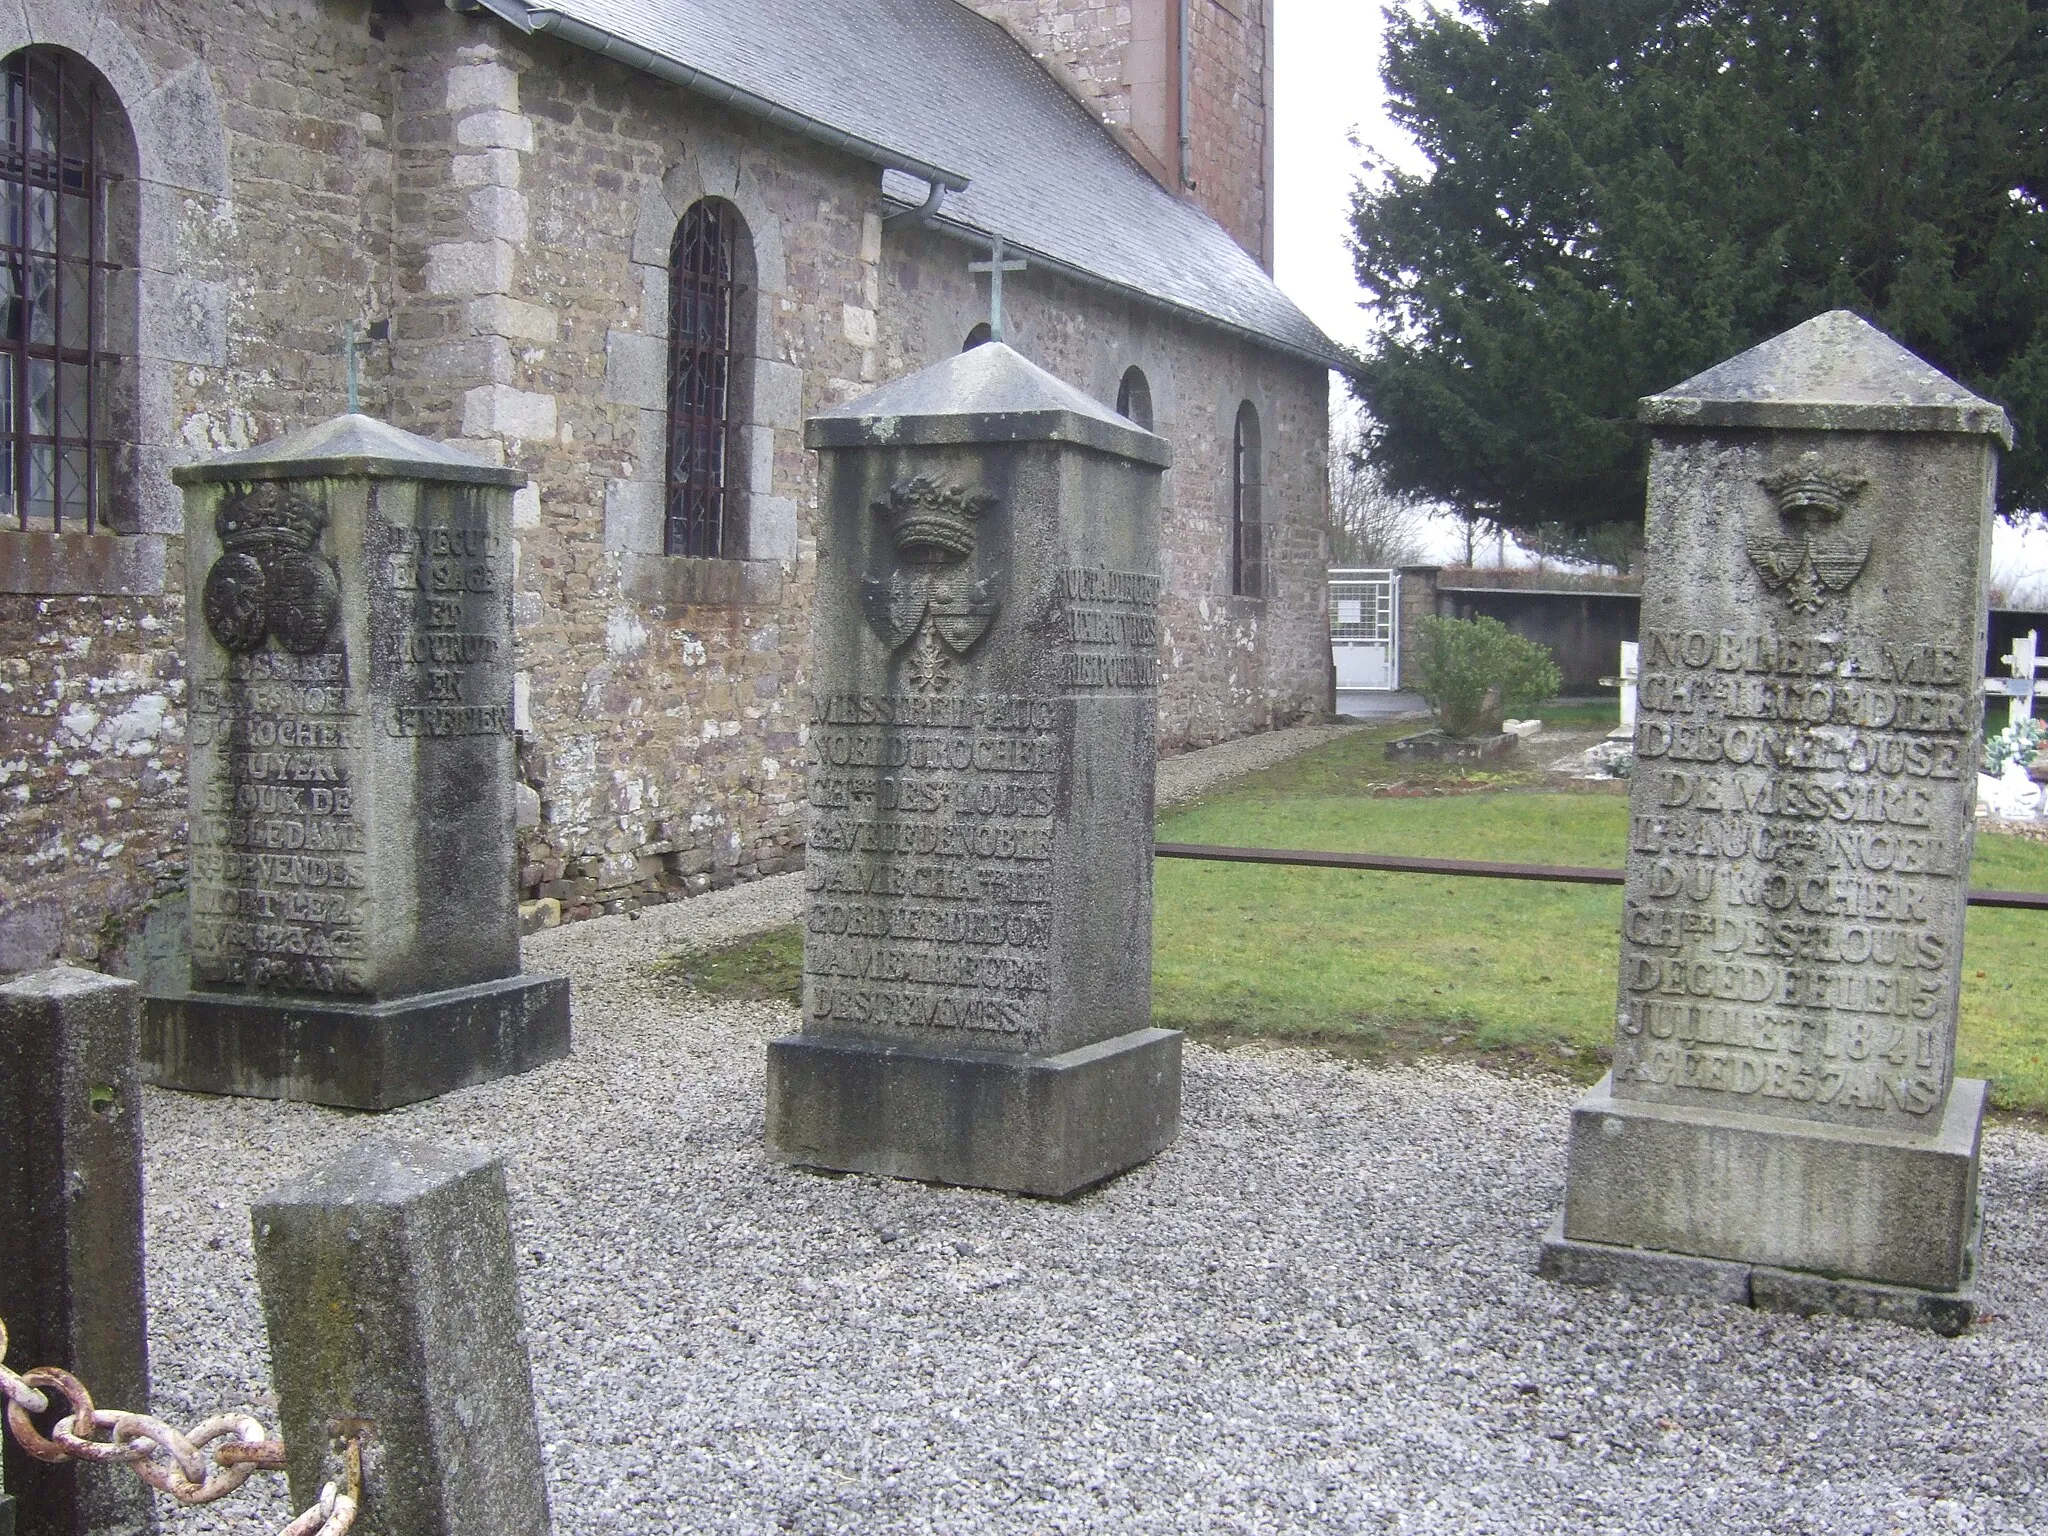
[[805, 692, 1058, 1041], [1617, 617, 1974, 1120]]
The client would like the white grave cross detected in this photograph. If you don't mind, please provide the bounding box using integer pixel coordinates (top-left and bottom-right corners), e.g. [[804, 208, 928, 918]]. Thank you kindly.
[[1986, 630, 2045, 729], [1605, 640, 1639, 740]]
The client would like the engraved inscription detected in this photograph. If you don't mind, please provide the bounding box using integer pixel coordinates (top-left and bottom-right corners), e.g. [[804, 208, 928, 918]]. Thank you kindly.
[[189, 649, 369, 995], [804, 693, 1057, 1040], [1052, 565, 1161, 691], [1615, 621, 1974, 1119], [376, 523, 512, 737]]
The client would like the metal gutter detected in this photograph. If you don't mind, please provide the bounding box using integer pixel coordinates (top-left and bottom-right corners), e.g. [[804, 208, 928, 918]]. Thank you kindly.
[[467, 0, 971, 193]]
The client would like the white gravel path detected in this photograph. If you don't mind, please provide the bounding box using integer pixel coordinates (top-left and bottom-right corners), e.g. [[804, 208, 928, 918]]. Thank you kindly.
[[135, 724, 2048, 1535]]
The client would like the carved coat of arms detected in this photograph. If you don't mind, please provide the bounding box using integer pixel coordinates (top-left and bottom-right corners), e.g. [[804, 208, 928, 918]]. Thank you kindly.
[[860, 476, 1001, 692], [202, 482, 341, 654], [1745, 453, 1870, 615]]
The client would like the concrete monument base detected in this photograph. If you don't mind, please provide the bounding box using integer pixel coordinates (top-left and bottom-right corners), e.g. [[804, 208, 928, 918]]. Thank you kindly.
[[1542, 1072, 1984, 1331], [1539, 1213, 1980, 1336], [141, 972, 571, 1111], [766, 1026, 1182, 1198]]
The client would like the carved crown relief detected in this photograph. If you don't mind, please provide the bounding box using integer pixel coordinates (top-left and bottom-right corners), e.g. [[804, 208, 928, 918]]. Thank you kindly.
[[1745, 453, 1871, 615], [860, 476, 1003, 694], [202, 482, 341, 654]]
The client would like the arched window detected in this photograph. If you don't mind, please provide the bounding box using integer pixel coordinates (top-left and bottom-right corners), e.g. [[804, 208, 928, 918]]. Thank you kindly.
[[1231, 400, 1263, 597], [666, 198, 753, 558], [962, 322, 992, 351], [4, 47, 134, 533], [1115, 366, 1153, 430]]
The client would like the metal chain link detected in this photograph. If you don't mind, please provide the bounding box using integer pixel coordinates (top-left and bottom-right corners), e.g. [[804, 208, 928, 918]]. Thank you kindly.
[[0, 1317, 357, 1536]]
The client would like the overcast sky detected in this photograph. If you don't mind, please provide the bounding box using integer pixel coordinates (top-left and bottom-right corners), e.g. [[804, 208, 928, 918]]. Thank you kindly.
[[1271, 0, 1395, 355], [1266, 3, 2048, 587]]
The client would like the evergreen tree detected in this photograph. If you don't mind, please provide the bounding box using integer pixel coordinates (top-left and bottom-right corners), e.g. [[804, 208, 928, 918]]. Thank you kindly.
[[1350, 0, 2048, 534]]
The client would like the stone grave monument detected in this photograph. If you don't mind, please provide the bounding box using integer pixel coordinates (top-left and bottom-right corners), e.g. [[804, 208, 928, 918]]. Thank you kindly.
[[144, 415, 570, 1110], [766, 342, 1180, 1196], [1541, 311, 2011, 1332]]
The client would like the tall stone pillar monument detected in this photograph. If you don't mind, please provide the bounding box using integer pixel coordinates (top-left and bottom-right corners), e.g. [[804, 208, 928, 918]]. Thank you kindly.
[[767, 343, 1180, 1196], [1542, 312, 2011, 1331], [146, 415, 570, 1110]]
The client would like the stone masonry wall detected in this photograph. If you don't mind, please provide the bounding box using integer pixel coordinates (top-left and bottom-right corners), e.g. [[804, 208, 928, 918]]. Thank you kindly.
[[0, 0, 395, 973], [881, 221, 1329, 748], [1186, 0, 1271, 269], [1, 0, 1325, 969], [964, 0, 1273, 268], [966, 0, 1136, 126]]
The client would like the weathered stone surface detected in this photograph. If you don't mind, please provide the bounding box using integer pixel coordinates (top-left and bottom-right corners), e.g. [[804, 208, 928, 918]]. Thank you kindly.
[[3, 0, 1331, 973], [1562, 1073, 1983, 1290], [1551, 311, 2010, 1316], [252, 1136, 550, 1536], [769, 1027, 1182, 1197], [1536, 1214, 1754, 1305], [142, 972, 570, 1112], [769, 343, 1179, 1193], [1617, 314, 2006, 1132], [0, 967, 153, 1536], [145, 416, 569, 1107], [1538, 1213, 1980, 1337]]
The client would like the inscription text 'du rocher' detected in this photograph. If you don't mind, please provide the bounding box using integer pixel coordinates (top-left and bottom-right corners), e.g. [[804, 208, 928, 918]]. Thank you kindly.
[[805, 691, 1057, 1039], [1617, 623, 1974, 1119]]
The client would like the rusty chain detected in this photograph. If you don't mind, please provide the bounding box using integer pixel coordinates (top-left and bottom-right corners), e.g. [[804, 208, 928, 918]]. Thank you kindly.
[[0, 1317, 357, 1536]]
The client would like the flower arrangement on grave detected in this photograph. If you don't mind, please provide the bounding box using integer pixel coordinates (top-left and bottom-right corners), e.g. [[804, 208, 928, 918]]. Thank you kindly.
[[1984, 716, 2045, 776], [1413, 615, 1561, 738]]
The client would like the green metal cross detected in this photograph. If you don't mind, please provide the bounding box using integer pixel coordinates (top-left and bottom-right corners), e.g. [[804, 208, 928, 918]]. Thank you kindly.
[[968, 236, 1028, 343]]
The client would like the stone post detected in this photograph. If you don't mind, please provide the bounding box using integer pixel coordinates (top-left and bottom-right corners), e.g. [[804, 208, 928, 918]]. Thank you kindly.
[[146, 415, 570, 1110], [0, 968, 153, 1536], [1541, 311, 2013, 1332], [766, 343, 1181, 1196], [251, 1136, 551, 1536]]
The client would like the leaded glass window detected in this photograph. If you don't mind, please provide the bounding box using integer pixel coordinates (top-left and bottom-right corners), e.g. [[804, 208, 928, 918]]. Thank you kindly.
[[1232, 400, 1263, 597], [665, 199, 748, 558], [2, 48, 124, 533]]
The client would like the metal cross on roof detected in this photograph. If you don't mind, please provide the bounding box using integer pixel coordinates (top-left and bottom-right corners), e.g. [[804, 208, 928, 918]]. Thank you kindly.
[[968, 236, 1028, 343]]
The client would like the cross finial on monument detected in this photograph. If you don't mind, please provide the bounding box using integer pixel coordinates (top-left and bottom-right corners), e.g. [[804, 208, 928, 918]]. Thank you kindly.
[[345, 320, 361, 414], [968, 235, 1028, 344]]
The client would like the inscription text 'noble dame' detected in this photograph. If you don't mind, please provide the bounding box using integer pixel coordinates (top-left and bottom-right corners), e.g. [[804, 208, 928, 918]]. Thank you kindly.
[[1618, 609, 1973, 1121]]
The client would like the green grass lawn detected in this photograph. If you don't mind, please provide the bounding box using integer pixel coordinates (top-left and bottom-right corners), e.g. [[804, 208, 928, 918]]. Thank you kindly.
[[1154, 725, 2048, 1112], [667, 719, 2048, 1112]]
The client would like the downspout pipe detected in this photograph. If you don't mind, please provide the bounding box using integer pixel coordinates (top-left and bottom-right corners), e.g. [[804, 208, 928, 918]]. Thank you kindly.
[[883, 178, 949, 227], [1176, 0, 1192, 189], [469, 0, 971, 196]]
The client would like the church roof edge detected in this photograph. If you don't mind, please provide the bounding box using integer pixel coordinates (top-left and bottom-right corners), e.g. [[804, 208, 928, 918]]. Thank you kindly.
[[477, 0, 1346, 371]]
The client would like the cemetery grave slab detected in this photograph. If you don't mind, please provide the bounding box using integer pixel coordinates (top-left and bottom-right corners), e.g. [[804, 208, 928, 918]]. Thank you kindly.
[[1384, 730, 1518, 764]]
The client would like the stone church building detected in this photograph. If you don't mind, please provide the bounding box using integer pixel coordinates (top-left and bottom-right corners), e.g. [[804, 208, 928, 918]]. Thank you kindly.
[[0, 0, 1340, 968]]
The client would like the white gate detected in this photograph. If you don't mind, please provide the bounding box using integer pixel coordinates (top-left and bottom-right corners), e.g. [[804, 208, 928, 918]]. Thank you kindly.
[[1329, 568, 1399, 691]]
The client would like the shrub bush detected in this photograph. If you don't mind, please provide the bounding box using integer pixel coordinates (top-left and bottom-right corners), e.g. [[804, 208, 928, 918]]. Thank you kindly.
[[1414, 615, 1561, 737]]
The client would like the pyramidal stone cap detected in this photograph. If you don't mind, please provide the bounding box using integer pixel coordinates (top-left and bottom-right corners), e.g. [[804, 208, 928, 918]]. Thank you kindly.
[[172, 412, 528, 486], [1639, 309, 2014, 447], [806, 341, 1173, 466]]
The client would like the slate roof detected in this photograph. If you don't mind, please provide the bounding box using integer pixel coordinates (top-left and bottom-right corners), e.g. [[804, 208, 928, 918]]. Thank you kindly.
[[476, 0, 1348, 368]]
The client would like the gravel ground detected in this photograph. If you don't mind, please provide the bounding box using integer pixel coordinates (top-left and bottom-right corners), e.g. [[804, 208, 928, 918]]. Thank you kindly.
[[135, 726, 2048, 1535]]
